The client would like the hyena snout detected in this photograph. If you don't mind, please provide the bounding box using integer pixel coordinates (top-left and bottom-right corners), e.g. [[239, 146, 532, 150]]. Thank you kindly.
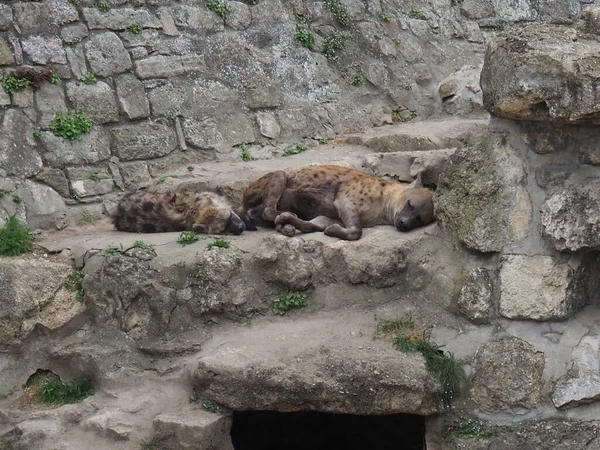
[[225, 212, 246, 235]]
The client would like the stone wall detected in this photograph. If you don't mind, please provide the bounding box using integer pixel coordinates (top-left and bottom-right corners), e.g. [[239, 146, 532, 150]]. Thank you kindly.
[[0, 0, 593, 230]]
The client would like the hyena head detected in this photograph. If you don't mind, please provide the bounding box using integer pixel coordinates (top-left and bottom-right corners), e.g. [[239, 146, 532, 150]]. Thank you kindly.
[[390, 172, 435, 232], [173, 191, 246, 235]]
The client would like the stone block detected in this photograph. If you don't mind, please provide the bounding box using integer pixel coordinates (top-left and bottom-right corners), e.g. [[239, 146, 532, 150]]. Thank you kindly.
[[41, 128, 111, 167], [110, 123, 177, 161], [21, 36, 66, 64], [66, 167, 114, 197], [85, 32, 132, 77], [115, 73, 150, 119], [0, 109, 42, 177], [66, 81, 119, 124]]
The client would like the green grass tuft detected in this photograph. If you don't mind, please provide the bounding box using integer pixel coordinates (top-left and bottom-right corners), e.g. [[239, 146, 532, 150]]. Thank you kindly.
[[295, 16, 315, 49], [202, 400, 219, 413], [35, 376, 94, 405], [0, 216, 34, 257], [1, 76, 31, 95], [105, 243, 121, 255], [206, 0, 230, 18], [323, 30, 350, 62], [83, 73, 97, 85], [126, 23, 143, 34], [282, 143, 307, 157], [207, 238, 230, 250], [133, 240, 155, 250], [379, 11, 392, 21], [50, 73, 62, 85], [408, 9, 426, 20], [352, 73, 364, 86], [266, 291, 308, 315], [178, 231, 199, 246], [48, 112, 93, 140]]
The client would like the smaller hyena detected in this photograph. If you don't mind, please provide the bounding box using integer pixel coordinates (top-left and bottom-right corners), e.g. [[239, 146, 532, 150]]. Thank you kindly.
[[112, 189, 246, 235]]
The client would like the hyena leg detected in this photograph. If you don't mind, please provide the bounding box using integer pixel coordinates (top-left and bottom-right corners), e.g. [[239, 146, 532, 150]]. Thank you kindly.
[[274, 212, 335, 234], [324, 202, 362, 241], [261, 171, 288, 223]]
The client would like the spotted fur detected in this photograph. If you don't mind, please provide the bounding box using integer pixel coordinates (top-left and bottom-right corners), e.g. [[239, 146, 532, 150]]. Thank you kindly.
[[240, 165, 435, 241], [112, 188, 245, 235]]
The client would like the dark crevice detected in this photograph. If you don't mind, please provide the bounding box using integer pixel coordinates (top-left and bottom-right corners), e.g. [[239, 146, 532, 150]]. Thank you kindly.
[[231, 410, 426, 450]]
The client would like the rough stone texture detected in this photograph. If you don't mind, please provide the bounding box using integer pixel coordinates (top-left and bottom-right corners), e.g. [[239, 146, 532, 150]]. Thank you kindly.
[[552, 336, 600, 409], [17, 180, 69, 230], [110, 123, 177, 161], [224, 1, 252, 31], [437, 64, 484, 116], [434, 135, 530, 252], [244, 75, 281, 109], [441, 419, 600, 450], [35, 167, 70, 197], [363, 149, 455, 187], [83, 8, 161, 30], [115, 73, 150, 119], [134, 54, 205, 79], [118, 161, 151, 187], [66, 81, 119, 124], [0, 35, 14, 66], [471, 337, 545, 412], [60, 23, 89, 44], [81, 409, 134, 441], [0, 258, 82, 349], [541, 180, 600, 252], [457, 268, 494, 324], [256, 112, 281, 139], [481, 24, 600, 124], [41, 128, 111, 167], [190, 315, 442, 415], [66, 44, 88, 80], [21, 36, 66, 64], [35, 82, 68, 127], [498, 255, 590, 321], [153, 410, 234, 450], [65, 167, 114, 198], [84, 32, 132, 77], [0, 109, 42, 178], [0, 4, 12, 31]]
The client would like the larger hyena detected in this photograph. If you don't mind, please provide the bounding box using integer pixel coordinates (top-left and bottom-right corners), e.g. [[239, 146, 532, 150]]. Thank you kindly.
[[239, 165, 434, 241], [112, 188, 246, 235]]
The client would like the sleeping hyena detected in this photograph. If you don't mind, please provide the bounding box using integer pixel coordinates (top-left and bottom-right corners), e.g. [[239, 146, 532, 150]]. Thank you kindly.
[[111, 188, 246, 235]]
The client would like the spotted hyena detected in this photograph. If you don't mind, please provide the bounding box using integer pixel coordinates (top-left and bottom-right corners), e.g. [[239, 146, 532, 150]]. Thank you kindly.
[[239, 165, 434, 241], [112, 188, 246, 235]]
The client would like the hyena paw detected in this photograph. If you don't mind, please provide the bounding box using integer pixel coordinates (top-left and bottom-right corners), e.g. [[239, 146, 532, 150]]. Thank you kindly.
[[274, 212, 297, 225], [276, 223, 297, 237]]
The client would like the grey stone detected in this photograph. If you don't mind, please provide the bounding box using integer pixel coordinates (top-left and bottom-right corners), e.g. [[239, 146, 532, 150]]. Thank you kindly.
[[13, 0, 77, 34], [35, 168, 70, 197], [481, 24, 600, 124], [82, 409, 134, 441], [0, 4, 12, 31], [224, 1, 252, 30], [108, 158, 124, 190], [244, 75, 281, 109], [218, 113, 256, 145], [182, 117, 224, 149], [66, 44, 88, 81], [153, 410, 234, 450], [119, 29, 160, 48], [0, 36, 14, 66], [41, 128, 111, 167], [0, 109, 42, 177], [85, 32, 132, 77], [35, 83, 68, 127], [0, 91, 9, 106], [256, 112, 281, 139], [17, 180, 68, 230], [134, 54, 205, 79], [66, 167, 114, 198], [552, 336, 600, 409], [471, 337, 545, 412], [190, 314, 442, 415], [541, 180, 600, 252], [499, 255, 582, 321], [66, 81, 120, 124], [170, 5, 224, 33], [158, 8, 179, 36], [363, 149, 455, 187], [46, 0, 79, 27], [21, 36, 66, 64], [11, 88, 34, 108], [60, 23, 89, 44], [459, 0, 494, 19], [130, 47, 149, 60], [437, 64, 484, 116], [457, 268, 494, 324], [82, 8, 161, 30], [8, 32, 22, 65], [0, 258, 81, 347], [110, 122, 177, 161], [535, 165, 574, 188], [115, 73, 150, 119], [118, 161, 151, 187], [434, 136, 531, 253]]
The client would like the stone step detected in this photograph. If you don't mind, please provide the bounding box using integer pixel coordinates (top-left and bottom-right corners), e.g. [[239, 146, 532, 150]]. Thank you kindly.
[[186, 311, 443, 416], [38, 222, 465, 343]]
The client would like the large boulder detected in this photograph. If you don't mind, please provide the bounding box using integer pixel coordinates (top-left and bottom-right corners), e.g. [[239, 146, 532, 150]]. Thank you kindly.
[[481, 24, 600, 124], [433, 135, 531, 253]]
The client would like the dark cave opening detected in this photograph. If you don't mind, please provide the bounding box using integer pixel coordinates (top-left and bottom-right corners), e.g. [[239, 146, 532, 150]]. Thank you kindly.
[[230, 410, 426, 450]]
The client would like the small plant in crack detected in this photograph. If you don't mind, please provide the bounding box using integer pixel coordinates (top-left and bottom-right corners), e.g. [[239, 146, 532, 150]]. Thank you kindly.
[[125, 23, 143, 34], [295, 15, 315, 49], [236, 142, 254, 162], [408, 9, 426, 20], [1, 75, 31, 95], [48, 112, 93, 140], [34, 375, 94, 405], [178, 231, 199, 246], [282, 143, 307, 157], [379, 11, 392, 21], [79, 210, 97, 225], [50, 73, 62, 85], [352, 73, 364, 86], [96, 0, 109, 12], [105, 243, 122, 255], [82, 73, 97, 85], [207, 238, 230, 250], [323, 30, 350, 62], [202, 400, 219, 413], [133, 240, 155, 250], [0, 216, 34, 257], [324, 0, 350, 26], [266, 291, 308, 315], [66, 269, 86, 302], [207, 0, 230, 19]]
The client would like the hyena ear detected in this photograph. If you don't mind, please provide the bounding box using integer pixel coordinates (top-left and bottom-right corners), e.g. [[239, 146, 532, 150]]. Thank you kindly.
[[407, 172, 424, 189]]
